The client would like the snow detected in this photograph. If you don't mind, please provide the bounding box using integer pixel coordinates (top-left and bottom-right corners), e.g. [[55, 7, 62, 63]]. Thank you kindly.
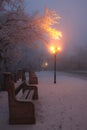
[[0, 71, 87, 130]]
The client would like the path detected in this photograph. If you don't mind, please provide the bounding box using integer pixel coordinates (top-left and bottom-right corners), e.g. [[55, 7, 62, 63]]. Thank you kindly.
[[0, 71, 87, 130]]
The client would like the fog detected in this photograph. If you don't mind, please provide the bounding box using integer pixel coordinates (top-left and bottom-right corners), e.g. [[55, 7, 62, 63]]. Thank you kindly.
[[1, 0, 87, 91], [21, 0, 87, 71], [25, 0, 87, 52]]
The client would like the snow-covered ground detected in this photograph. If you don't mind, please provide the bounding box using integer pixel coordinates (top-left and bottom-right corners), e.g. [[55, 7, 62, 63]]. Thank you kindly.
[[0, 71, 87, 130]]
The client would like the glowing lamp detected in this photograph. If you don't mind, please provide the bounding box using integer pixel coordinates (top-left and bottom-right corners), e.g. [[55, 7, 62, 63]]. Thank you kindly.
[[45, 62, 48, 67], [49, 45, 62, 84], [50, 46, 61, 54]]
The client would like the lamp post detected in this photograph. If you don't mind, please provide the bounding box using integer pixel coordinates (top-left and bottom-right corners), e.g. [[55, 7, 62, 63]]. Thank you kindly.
[[50, 46, 61, 84], [54, 52, 57, 83]]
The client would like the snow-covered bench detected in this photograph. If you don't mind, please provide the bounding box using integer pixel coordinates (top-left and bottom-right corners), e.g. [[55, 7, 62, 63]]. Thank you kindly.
[[17, 69, 39, 99], [3, 72, 37, 124], [17, 70, 39, 99]]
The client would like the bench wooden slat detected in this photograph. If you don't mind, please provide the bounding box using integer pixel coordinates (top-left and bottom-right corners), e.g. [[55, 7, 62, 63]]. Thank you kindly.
[[20, 89, 29, 100], [15, 81, 25, 95], [27, 90, 34, 100]]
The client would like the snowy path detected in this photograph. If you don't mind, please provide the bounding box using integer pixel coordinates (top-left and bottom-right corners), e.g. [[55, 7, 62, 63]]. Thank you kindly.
[[0, 71, 87, 130]]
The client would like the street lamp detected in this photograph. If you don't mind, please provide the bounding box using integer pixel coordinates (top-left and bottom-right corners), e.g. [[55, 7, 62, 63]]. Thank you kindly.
[[50, 46, 61, 84]]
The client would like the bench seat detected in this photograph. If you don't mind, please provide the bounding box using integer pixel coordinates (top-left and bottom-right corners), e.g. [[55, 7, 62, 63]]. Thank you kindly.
[[19, 89, 34, 101]]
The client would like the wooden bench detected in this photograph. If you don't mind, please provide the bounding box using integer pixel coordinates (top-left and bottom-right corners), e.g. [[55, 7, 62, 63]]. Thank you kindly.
[[17, 70, 39, 99], [4, 72, 37, 124], [16, 69, 39, 99], [29, 70, 38, 84], [13, 69, 26, 83]]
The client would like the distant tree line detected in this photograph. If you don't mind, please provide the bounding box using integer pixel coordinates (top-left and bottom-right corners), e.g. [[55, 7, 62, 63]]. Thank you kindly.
[[17, 44, 87, 72]]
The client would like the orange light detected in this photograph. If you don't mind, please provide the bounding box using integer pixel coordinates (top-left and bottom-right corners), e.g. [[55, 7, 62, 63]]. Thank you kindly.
[[57, 46, 61, 51], [50, 46, 56, 54], [50, 46, 62, 54], [39, 8, 63, 40]]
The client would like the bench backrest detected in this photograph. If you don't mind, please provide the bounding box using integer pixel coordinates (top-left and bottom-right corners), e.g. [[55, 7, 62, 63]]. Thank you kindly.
[[15, 81, 25, 95], [3, 72, 26, 104]]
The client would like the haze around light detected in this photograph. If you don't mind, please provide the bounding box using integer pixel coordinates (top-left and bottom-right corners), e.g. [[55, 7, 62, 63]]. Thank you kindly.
[[24, 0, 87, 54]]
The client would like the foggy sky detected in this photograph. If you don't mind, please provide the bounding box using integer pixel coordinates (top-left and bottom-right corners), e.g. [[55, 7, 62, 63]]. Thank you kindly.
[[25, 0, 87, 53]]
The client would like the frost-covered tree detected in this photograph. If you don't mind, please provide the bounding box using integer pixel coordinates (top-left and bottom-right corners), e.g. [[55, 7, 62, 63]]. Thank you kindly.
[[0, 0, 25, 72], [0, 0, 62, 90], [0, 1, 62, 46]]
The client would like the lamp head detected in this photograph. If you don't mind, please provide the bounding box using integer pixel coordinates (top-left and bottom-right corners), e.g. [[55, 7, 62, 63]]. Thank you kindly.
[[50, 46, 61, 54]]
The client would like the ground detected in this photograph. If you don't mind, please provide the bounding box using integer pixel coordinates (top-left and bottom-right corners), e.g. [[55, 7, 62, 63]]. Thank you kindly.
[[0, 71, 87, 130]]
